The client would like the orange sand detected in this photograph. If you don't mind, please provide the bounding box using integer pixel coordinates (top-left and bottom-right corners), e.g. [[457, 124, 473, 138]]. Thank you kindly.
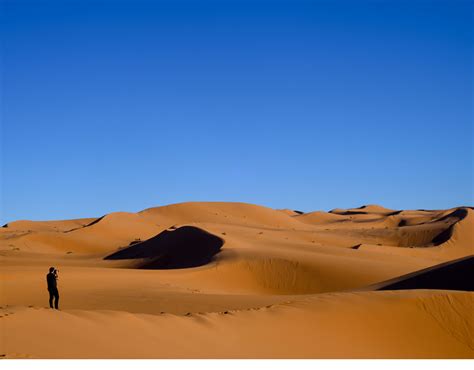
[[1, 202, 472, 358]]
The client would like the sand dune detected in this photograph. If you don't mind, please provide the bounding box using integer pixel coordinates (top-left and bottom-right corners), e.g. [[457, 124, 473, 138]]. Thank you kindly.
[[1, 218, 96, 233], [1, 290, 472, 358], [0, 202, 472, 358]]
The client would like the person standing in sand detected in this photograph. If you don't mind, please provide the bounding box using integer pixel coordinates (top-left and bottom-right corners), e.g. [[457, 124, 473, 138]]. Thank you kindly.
[[46, 267, 60, 309]]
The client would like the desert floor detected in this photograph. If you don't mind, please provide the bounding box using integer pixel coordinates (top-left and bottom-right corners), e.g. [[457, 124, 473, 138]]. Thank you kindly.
[[0, 202, 472, 358]]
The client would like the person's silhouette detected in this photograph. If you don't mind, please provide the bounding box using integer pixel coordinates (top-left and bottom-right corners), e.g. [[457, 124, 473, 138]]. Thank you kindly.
[[46, 267, 59, 309]]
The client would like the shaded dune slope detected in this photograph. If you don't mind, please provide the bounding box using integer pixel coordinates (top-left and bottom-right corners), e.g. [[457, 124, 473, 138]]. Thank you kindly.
[[431, 208, 469, 245], [371, 255, 474, 291], [105, 226, 224, 269]]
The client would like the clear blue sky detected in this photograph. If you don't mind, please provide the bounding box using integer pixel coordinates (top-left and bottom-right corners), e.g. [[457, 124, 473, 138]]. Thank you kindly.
[[1, 0, 472, 223]]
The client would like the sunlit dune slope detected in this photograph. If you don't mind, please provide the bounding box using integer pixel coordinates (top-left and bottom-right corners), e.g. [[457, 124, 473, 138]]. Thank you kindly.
[[1, 290, 472, 358]]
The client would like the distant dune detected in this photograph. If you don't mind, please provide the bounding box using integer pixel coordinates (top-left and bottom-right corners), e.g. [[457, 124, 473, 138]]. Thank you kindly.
[[1, 202, 472, 358]]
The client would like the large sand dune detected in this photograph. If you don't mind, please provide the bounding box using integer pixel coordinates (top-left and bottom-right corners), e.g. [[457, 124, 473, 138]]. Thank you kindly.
[[0, 202, 472, 358]]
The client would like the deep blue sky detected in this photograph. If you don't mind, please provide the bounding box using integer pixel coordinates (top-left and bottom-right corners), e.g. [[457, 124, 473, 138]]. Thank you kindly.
[[1, 0, 472, 223]]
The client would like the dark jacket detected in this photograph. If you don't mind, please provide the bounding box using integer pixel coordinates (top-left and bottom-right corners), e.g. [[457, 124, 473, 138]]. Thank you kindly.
[[47, 272, 57, 291]]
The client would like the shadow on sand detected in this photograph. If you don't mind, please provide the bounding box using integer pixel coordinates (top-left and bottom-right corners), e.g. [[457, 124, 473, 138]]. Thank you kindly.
[[373, 255, 474, 291], [104, 226, 224, 269]]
